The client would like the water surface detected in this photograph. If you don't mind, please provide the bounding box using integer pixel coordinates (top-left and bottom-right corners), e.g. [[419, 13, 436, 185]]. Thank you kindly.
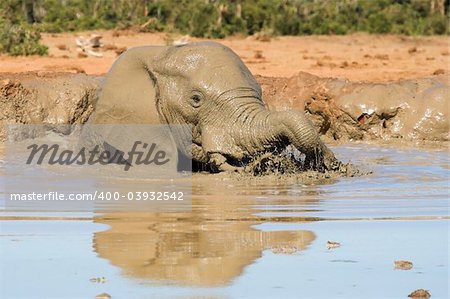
[[1, 144, 449, 298]]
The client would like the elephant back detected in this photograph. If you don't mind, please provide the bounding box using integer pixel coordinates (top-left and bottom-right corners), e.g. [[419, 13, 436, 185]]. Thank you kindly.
[[91, 46, 167, 125]]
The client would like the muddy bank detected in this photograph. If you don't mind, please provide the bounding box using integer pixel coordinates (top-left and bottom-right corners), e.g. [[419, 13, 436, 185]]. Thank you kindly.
[[1, 71, 448, 145], [259, 72, 449, 144], [0, 72, 101, 140]]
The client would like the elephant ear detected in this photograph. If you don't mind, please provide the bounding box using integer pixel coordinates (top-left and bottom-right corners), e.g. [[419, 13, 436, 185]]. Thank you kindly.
[[92, 46, 168, 124]]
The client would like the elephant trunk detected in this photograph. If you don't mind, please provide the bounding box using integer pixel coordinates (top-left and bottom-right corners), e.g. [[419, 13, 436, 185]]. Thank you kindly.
[[275, 110, 339, 171], [231, 108, 339, 171], [201, 92, 339, 171]]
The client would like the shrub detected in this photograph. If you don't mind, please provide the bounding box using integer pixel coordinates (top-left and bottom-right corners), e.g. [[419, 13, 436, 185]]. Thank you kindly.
[[0, 0, 449, 48], [426, 14, 449, 34], [0, 16, 48, 56]]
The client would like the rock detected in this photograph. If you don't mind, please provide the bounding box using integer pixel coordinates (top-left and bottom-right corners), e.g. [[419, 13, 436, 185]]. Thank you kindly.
[[115, 47, 127, 56], [95, 292, 111, 299], [254, 50, 265, 59], [408, 289, 431, 298], [433, 69, 445, 75], [56, 44, 68, 51], [408, 47, 417, 54], [394, 260, 413, 270], [340, 61, 349, 68], [374, 54, 389, 60]]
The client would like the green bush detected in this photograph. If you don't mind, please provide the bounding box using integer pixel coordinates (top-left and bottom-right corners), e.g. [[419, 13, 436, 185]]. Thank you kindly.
[[426, 14, 449, 34], [0, 0, 448, 55], [0, 17, 48, 56]]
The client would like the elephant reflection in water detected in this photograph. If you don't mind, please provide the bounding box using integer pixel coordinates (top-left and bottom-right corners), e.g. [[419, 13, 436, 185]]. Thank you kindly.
[[93, 182, 317, 287]]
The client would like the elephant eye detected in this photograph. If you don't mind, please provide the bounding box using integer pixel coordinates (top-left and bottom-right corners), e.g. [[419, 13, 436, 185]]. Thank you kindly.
[[189, 92, 203, 108]]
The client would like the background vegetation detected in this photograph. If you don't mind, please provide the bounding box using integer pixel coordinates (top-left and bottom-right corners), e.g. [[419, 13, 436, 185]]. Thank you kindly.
[[0, 0, 449, 55]]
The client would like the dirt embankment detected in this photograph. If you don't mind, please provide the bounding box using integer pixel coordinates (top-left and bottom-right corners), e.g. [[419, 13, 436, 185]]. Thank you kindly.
[[1, 71, 448, 145], [0, 72, 100, 140], [259, 72, 449, 143]]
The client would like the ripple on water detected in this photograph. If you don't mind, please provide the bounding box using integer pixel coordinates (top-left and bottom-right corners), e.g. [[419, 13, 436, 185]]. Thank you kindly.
[[0, 144, 449, 298]]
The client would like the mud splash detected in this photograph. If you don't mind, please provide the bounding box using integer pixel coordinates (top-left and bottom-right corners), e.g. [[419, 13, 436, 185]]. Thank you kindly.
[[241, 147, 364, 180]]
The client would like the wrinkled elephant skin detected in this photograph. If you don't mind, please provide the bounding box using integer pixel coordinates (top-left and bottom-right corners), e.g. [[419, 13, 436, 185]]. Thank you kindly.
[[91, 42, 339, 172]]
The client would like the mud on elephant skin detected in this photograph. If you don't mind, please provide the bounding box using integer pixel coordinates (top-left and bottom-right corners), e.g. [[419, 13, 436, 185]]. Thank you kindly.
[[91, 42, 340, 172]]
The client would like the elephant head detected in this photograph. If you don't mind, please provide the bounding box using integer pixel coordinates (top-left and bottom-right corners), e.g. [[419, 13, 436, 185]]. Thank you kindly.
[[92, 41, 339, 172]]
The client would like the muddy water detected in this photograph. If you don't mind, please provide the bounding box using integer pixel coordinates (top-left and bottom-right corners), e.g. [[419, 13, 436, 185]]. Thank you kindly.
[[0, 144, 449, 298]]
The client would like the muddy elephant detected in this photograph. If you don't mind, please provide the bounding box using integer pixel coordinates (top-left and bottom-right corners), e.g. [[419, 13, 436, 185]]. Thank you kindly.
[[91, 41, 339, 172]]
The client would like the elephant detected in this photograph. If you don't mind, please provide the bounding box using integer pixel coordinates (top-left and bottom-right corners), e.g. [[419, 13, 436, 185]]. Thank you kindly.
[[91, 41, 340, 172]]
